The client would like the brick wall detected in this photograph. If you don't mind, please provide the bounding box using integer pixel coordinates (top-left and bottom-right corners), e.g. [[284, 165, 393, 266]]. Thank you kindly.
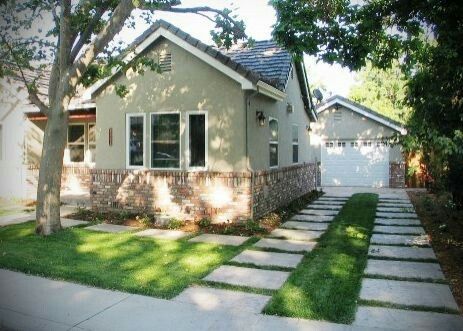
[[389, 162, 406, 188], [26, 166, 92, 199], [252, 163, 317, 219], [91, 169, 252, 222], [91, 163, 317, 222]]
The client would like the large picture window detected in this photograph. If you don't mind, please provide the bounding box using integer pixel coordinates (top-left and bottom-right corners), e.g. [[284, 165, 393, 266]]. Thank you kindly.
[[126, 114, 145, 168], [292, 124, 299, 164], [151, 113, 180, 169], [269, 117, 278, 168], [187, 112, 207, 169]]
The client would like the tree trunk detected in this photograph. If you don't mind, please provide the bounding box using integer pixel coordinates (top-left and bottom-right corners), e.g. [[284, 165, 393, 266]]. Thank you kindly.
[[35, 110, 69, 235]]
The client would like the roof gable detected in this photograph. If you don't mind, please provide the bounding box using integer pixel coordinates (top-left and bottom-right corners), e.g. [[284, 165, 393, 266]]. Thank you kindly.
[[316, 95, 405, 134]]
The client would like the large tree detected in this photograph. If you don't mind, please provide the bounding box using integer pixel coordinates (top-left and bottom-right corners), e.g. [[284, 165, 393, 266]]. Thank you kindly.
[[0, 0, 247, 235], [272, 0, 463, 207]]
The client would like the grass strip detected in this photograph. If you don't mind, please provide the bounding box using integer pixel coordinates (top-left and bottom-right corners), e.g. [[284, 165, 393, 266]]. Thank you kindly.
[[263, 193, 378, 324], [0, 222, 252, 299]]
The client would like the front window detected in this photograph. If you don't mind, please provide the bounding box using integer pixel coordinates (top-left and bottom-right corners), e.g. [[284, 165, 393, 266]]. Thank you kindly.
[[292, 124, 299, 164], [151, 113, 180, 169], [269, 118, 278, 168], [126, 114, 145, 167], [68, 124, 85, 162], [188, 112, 207, 169]]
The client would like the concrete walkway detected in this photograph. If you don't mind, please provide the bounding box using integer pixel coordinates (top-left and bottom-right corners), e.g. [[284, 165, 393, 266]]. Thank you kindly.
[[0, 269, 381, 331]]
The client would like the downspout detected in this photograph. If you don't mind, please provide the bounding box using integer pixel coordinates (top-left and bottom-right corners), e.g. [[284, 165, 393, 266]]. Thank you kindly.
[[245, 90, 259, 220]]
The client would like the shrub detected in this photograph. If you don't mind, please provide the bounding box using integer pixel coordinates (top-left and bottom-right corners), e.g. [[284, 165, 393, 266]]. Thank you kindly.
[[137, 214, 153, 227], [244, 219, 263, 232], [198, 217, 212, 228], [167, 218, 183, 230]]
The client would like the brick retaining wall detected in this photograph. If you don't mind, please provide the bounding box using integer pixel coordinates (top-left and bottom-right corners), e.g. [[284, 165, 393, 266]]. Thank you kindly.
[[389, 162, 406, 188], [91, 163, 317, 222]]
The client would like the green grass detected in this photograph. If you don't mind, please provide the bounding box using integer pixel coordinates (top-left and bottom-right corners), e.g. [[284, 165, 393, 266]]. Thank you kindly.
[[264, 193, 378, 324], [0, 222, 246, 299]]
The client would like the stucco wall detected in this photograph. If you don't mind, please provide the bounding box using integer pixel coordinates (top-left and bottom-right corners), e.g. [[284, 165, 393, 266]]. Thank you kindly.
[[247, 64, 313, 171], [95, 38, 247, 172], [310, 104, 403, 162]]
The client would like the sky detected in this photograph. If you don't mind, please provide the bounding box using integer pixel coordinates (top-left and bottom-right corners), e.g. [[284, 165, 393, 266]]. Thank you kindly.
[[115, 0, 357, 97]]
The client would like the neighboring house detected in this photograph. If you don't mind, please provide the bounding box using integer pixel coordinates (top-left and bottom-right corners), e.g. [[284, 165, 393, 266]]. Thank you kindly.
[[311, 95, 406, 188]]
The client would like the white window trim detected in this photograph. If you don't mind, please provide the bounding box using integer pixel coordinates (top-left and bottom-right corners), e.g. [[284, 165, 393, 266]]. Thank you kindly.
[[186, 110, 208, 171], [126, 113, 146, 169], [269, 117, 279, 169], [149, 111, 181, 170], [292, 124, 299, 164]]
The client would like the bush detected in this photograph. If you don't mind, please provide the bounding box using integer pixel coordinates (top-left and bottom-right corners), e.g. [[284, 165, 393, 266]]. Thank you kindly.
[[137, 214, 153, 227], [167, 218, 183, 230], [244, 219, 263, 232], [198, 217, 212, 228]]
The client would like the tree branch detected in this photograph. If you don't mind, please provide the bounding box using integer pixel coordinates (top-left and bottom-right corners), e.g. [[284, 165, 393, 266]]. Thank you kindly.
[[69, 0, 134, 86], [70, 6, 106, 63], [1, 36, 49, 114]]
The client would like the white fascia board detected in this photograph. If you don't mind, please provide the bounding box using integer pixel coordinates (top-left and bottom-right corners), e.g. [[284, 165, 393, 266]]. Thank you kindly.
[[256, 81, 286, 101], [68, 102, 96, 110], [317, 97, 406, 134], [83, 27, 255, 100]]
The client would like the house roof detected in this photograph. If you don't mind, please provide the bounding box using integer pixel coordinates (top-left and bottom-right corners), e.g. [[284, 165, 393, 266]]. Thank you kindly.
[[316, 95, 406, 134]]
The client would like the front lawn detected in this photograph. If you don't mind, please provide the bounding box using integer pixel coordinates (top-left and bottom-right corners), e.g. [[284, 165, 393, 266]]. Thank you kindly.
[[0, 222, 245, 298], [264, 193, 378, 323]]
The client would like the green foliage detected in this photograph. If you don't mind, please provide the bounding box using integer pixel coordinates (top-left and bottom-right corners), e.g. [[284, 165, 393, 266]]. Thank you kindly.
[[244, 219, 263, 233], [166, 218, 183, 230], [198, 217, 212, 228], [272, 0, 463, 207], [136, 214, 153, 228], [349, 62, 411, 124], [115, 84, 129, 98]]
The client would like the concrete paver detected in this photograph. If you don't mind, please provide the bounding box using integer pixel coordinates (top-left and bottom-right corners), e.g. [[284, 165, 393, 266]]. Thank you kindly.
[[373, 225, 425, 235], [368, 245, 437, 260], [375, 218, 421, 226], [60, 218, 89, 228], [354, 306, 463, 331], [377, 207, 415, 213], [281, 221, 329, 231], [135, 228, 190, 240], [359, 278, 459, 310], [300, 209, 338, 216], [370, 234, 430, 246], [188, 234, 249, 246], [230, 250, 303, 268], [84, 223, 138, 233], [290, 214, 333, 222], [0, 213, 35, 227], [364, 259, 445, 280], [253, 238, 316, 252], [203, 265, 290, 290], [376, 212, 418, 219], [173, 286, 271, 314], [270, 228, 323, 241], [307, 204, 342, 210]]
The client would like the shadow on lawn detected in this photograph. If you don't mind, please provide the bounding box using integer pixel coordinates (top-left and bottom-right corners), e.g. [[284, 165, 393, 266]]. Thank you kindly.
[[0, 222, 241, 299]]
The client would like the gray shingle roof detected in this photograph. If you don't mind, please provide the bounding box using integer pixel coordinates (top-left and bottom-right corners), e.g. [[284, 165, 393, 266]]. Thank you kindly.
[[218, 40, 292, 90]]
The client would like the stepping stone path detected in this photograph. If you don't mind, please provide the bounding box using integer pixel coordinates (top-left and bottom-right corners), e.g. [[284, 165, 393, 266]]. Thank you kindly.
[[373, 225, 425, 235], [188, 234, 249, 246], [173, 194, 348, 314], [84, 223, 138, 233], [231, 250, 303, 268], [136, 228, 189, 240], [203, 265, 290, 290], [355, 192, 463, 329]]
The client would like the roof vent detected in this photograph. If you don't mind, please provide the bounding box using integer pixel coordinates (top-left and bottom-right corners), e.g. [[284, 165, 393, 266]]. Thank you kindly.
[[159, 53, 172, 72]]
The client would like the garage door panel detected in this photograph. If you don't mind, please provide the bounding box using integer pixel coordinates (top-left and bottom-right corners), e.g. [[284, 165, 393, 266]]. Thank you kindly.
[[321, 142, 389, 187]]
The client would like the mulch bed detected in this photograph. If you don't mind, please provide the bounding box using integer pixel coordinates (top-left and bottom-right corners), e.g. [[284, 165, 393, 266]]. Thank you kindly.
[[408, 190, 463, 311]]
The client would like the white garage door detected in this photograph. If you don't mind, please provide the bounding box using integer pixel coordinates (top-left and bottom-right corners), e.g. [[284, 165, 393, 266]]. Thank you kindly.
[[321, 140, 389, 187]]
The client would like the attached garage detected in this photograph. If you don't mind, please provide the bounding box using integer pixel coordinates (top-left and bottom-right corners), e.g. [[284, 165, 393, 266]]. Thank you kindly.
[[310, 95, 406, 188]]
